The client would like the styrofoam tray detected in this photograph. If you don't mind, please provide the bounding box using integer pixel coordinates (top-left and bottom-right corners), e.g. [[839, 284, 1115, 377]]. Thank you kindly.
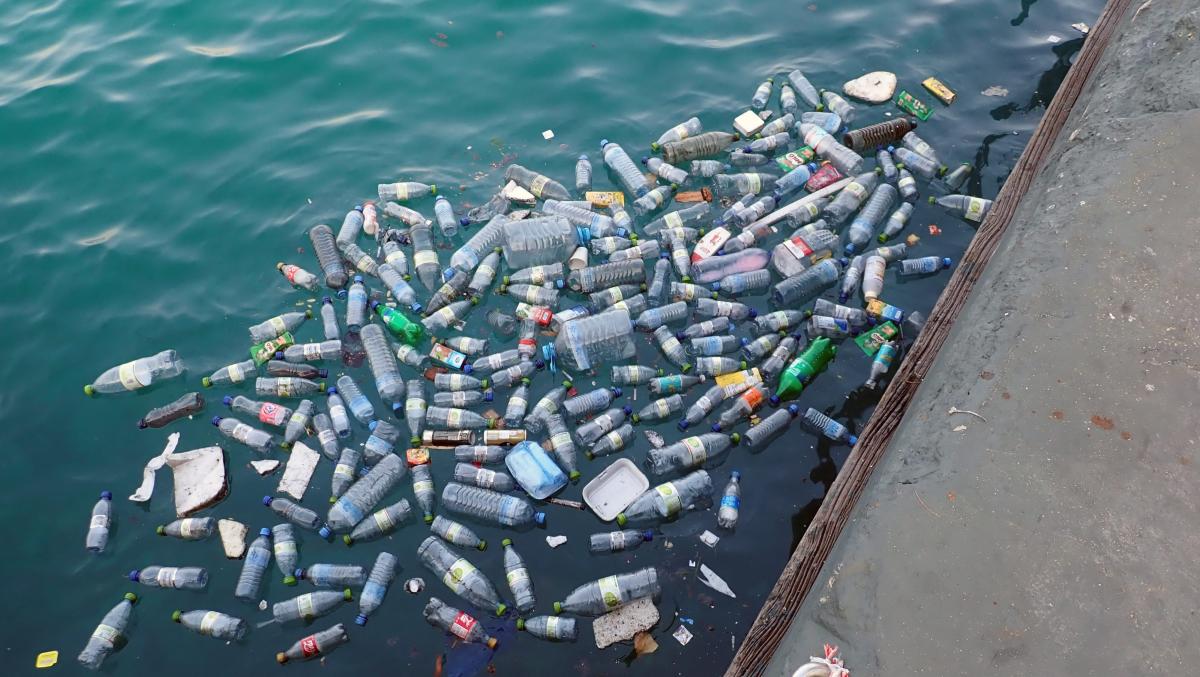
[[582, 458, 649, 522]]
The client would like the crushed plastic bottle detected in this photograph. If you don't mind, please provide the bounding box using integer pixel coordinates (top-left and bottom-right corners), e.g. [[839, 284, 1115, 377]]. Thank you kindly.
[[617, 470, 712, 525], [85, 349, 185, 396], [552, 567, 660, 616], [172, 609, 246, 641], [417, 536, 507, 616], [77, 592, 138, 670], [424, 597, 499, 648], [276, 623, 350, 664]]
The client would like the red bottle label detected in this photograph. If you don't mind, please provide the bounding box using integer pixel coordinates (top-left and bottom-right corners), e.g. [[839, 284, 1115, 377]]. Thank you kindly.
[[300, 635, 320, 657], [806, 164, 843, 191], [450, 612, 477, 640]]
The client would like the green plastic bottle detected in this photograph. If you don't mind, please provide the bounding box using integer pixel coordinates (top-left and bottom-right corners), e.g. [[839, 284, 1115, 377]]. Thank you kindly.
[[370, 301, 424, 346], [771, 337, 836, 404]]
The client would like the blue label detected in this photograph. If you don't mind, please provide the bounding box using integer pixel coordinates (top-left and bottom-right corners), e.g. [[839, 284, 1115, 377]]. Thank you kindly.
[[365, 435, 389, 454], [720, 495, 741, 510], [336, 497, 364, 525], [246, 547, 270, 568], [362, 581, 384, 603], [822, 421, 846, 439]]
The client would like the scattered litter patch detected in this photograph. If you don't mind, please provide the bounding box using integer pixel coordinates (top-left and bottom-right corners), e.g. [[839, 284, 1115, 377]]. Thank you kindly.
[[982, 86, 1009, 97], [699, 530, 720, 548], [542, 129, 555, 140], [672, 625, 694, 646]]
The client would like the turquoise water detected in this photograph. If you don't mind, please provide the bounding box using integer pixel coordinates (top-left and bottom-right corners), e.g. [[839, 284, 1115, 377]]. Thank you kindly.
[[0, 0, 1100, 674]]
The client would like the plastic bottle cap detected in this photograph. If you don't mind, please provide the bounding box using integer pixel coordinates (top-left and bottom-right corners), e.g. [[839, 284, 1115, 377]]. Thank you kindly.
[[487, 638, 499, 649], [463, 364, 474, 375], [259, 527, 272, 537], [210, 416, 222, 426], [261, 495, 275, 506], [276, 653, 289, 664], [127, 570, 140, 581], [553, 601, 564, 615], [642, 530, 654, 542], [283, 575, 297, 586], [731, 470, 741, 480], [476, 540, 487, 551], [768, 394, 781, 406], [155, 525, 166, 535], [599, 138, 609, 148], [729, 432, 741, 445], [612, 387, 623, 397], [171, 610, 182, 622], [516, 618, 526, 630], [616, 513, 627, 526], [124, 592, 139, 604], [711, 423, 722, 432], [100, 490, 113, 500], [318, 525, 333, 540], [494, 603, 507, 616], [848, 435, 859, 446], [942, 257, 953, 267]]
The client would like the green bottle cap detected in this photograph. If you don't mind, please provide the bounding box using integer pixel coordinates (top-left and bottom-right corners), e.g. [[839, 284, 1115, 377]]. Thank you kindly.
[[423, 513, 434, 524], [83, 385, 96, 396], [156, 525, 166, 535], [495, 603, 507, 616], [569, 470, 581, 482], [342, 535, 353, 546], [477, 540, 487, 551], [124, 592, 138, 604], [616, 513, 627, 526], [516, 618, 526, 630], [553, 601, 564, 615], [429, 184, 437, 196], [501, 538, 513, 547], [283, 575, 297, 586], [171, 610, 182, 622], [342, 588, 353, 601]]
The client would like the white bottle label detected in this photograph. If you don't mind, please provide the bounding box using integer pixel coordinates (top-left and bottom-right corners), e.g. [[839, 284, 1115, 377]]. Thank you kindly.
[[199, 611, 220, 635], [90, 514, 109, 529], [604, 429, 625, 449], [609, 531, 627, 550], [597, 575, 623, 610], [227, 363, 245, 383], [683, 437, 707, 465], [269, 316, 288, 335], [506, 567, 529, 588], [545, 615, 562, 637], [303, 343, 323, 360], [374, 508, 395, 532], [656, 482, 683, 516], [965, 197, 987, 222], [443, 558, 476, 594], [117, 362, 143, 391], [297, 593, 315, 618], [446, 409, 463, 427], [656, 399, 672, 417], [92, 623, 121, 647], [393, 183, 409, 200], [156, 567, 180, 588], [444, 522, 462, 542], [475, 468, 497, 488]]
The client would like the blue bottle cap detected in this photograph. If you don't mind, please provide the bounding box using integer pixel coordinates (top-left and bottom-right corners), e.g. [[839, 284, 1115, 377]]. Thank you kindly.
[[391, 402, 404, 413], [318, 525, 332, 540], [731, 470, 741, 480], [210, 416, 222, 426], [411, 301, 423, 313], [534, 512, 547, 527], [611, 387, 622, 397], [127, 569, 140, 581], [458, 217, 470, 227], [318, 368, 329, 378], [336, 289, 348, 299], [642, 530, 654, 542], [599, 138, 609, 148], [355, 613, 369, 626], [748, 308, 758, 319], [442, 268, 456, 282], [274, 351, 284, 360], [640, 157, 649, 165], [100, 490, 113, 500], [463, 364, 474, 374], [261, 495, 273, 506], [942, 257, 953, 267], [711, 423, 722, 432], [322, 296, 332, 304], [787, 404, 801, 415], [293, 568, 306, 579], [768, 395, 781, 406], [327, 386, 338, 395], [678, 420, 689, 431], [579, 153, 589, 161], [848, 435, 859, 446], [259, 527, 272, 537], [368, 420, 378, 432], [484, 390, 494, 402], [353, 204, 363, 212], [844, 243, 856, 255], [554, 278, 564, 289], [887, 145, 895, 152], [353, 275, 363, 284], [622, 405, 632, 415], [711, 282, 721, 291]]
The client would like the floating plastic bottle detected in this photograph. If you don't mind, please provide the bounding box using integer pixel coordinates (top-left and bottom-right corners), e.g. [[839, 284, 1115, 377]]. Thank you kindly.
[[77, 593, 137, 670], [505, 282, 561, 307], [278, 261, 320, 292], [272, 589, 352, 623], [875, 243, 909, 264], [359, 323, 404, 408], [632, 184, 677, 217], [426, 406, 489, 430], [561, 386, 622, 420], [865, 340, 899, 389], [896, 166, 919, 202], [681, 381, 743, 429], [589, 529, 653, 554], [755, 310, 805, 334], [137, 391, 204, 430], [632, 301, 687, 332], [272, 523, 300, 585], [127, 565, 207, 590], [505, 164, 570, 201], [644, 203, 710, 236], [424, 597, 499, 648], [256, 376, 325, 399], [201, 359, 257, 389], [653, 116, 703, 150], [172, 609, 246, 641], [464, 192, 509, 227], [942, 163, 973, 192], [408, 222, 440, 291], [417, 536, 507, 615], [276, 623, 350, 664], [266, 360, 327, 380], [842, 118, 916, 152], [800, 407, 857, 445], [426, 269, 470, 315], [877, 147, 899, 182], [820, 89, 856, 124], [893, 147, 943, 179], [326, 388, 351, 438], [617, 470, 712, 526], [809, 299, 869, 329], [363, 419, 402, 465], [653, 325, 691, 371], [750, 76, 774, 110], [786, 69, 821, 109], [729, 150, 770, 167], [235, 528, 272, 601], [677, 316, 732, 340], [898, 256, 953, 276], [518, 615, 577, 642], [324, 454, 407, 536], [780, 83, 799, 115], [742, 131, 790, 155], [336, 205, 364, 246], [442, 482, 546, 528], [489, 360, 536, 390], [331, 375, 372, 426], [156, 516, 215, 541], [759, 112, 795, 139], [611, 366, 664, 387], [501, 216, 586, 270], [553, 567, 659, 616], [646, 433, 733, 475], [821, 170, 879, 225], [609, 239, 660, 263], [85, 349, 184, 396], [773, 337, 836, 403], [356, 552, 397, 625], [526, 382, 570, 434], [845, 183, 899, 254], [772, 258, 841, 306], [930, 194, 992, 223], [643, 156, 689, 185], [695, 297, 755, 321], [861, 254, 887, 302], [379, 181, 436, 202], [878, 202, 914, 243], [212, 415, 275, 454], [453, 463, 515, 492], [798, 123, 864, 176], [567, 259, 646, 293], [264, 495, 325, 533], [281, 399, 313, 448], [742, 332, 782, 362], [837, 255, 863, 303], [309, 224, 348, 289], [659, 131, 739, 165], [691, 248, 770, 285], [570, 154, 592, 193], [433, 195, 459, 238], [497, 538, 536, 615], [544, 413, 580, 479], [383, 201, 430, 228], [547, 309, 635, 373], [807, 315, 853, 340], [631, 394, 683, 424], [587, 423, 635, 459], [576, 406, 631, 446], [378, 264, 421, 313], [467, 251, 501, 300], [900, 130, 941, 166], [600, 140, 652, 197], [761, 335, 800, 382], [742, 404, 800, 448], [312, 413, 339, 460], [340, 239, 380, 278], [689, 335, 742, 357], [717, 471, 741, 529], [296, 563, 366, 588]]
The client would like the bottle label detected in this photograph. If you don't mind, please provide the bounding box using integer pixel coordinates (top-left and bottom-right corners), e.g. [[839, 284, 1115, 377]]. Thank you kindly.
[[297, 594, 315, 619], [412, 478, 433, 495], [597, 575, 623, 610], [275, 379, 296, 398], [302, 343, 323, 360], [658, 375, 683, 393], [282, 264, 300, 283], [670, 122, 690, 140], [246, 547, 269, 568], [333, 462, 354, 480], [506, 567, 530, 588], [508, 396, 527, 414], [898, 175, 916, 191], [475, 468, 497, 488], [392, 183, 409, 200], [231, 423, 253, 443], [450, 611, 477, 640], [269, 316, 288, 335], [965, 197, 987, 222], [414, 250, 438, 267], [604, 429, 625, 449], [443, 558, 476, 593], [319, 428, 337, 446], [374, 508, 395, 533], [288, 411, 307, 428], [179, 519, 197, 539], [335, 496, 364, 525], [446, 409, 463, 428], [91, 623, 121, 647], [720, 495, 741, 510], [227, 362, 245, 383], [386, 249, 406, 266], [199, 611, 220, 635], [406, 398, 426, 413], [683, 437, 707, 465], [609, 531, 627, 550], [782, 235, 814, 262], [656, 482, 683, 516], [746, 174, 762, 194], [551, 431, 572, 450], [117, 362, 144, 391], [655, 398, 672, 417], [695, 395, 713, 412], [90, 513, 108, 529], [545, 615, 563, 638], [300, 634, 320, 657], [275, 541, 297, 557], [742, 387, 765, 409], [155, 567, 179, 588], [443, 522, 463, 542]]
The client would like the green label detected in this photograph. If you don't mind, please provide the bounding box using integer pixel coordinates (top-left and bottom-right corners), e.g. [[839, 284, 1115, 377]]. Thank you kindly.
[[855, 321, 900, 356]]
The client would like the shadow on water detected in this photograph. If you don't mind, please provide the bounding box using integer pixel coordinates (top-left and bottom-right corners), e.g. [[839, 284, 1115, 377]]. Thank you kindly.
[[1011, 0, 1040, 26], [989, 38, 1087, 120]]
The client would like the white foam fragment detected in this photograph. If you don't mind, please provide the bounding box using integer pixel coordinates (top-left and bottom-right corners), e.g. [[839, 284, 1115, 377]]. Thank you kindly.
[[593, 596, 660, 649]]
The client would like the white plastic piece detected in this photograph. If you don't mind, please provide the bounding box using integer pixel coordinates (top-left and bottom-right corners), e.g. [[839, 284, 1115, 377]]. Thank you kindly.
[[168, 445, 227, 517], [568, 246, 589, 271], [700, 530, 720, 548], [546, 535, 568, 548], [672, 624, 694, 646], [733, 110, 765, 138], [582, 458, 650, 521], [129, 432, 180, 503], [842, 71, 897, 103], [250, 459, 280, 476], [218, 519, 247, 559], [593, 596, 660, 649], [698, 563, 736, 598], [502, 180, 536, 205], [542, 129, 555, 140], [276, 441, 320, 500]]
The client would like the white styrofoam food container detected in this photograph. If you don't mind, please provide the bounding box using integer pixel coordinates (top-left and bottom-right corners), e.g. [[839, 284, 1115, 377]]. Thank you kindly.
[[582, 458, 649, 521]]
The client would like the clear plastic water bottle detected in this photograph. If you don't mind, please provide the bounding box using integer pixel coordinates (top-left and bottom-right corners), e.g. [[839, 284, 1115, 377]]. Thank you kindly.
[[433, 196, 459, 238], [500, 381, 530, 430], [689, 335, 742, 357], [567, 259, 646, 293], [772, 258, 841, 306], [695, 297, 755, 321], [761, 335, 800, 382], [742, 131, 790, 155], [407, 222, 440, 291], [691, 248, 770, 284], [898, 256, 953, 276], [423, 597, 499, 647], [942, 163, 973, 191], [454, 463, 515, 492], [586, 423, 635, 460], [820, 89, 856, 124], [552, 567, 659, 616], [501, 216, 584, 270], [589, 529, 653, 554], [309, 224, 348, 289], [408, 462, 437, 525], [277, 261, 320, 291], [545, 200, 620, 236], [326, 388, 351, 438], [212, 415, 275, 454], [544, 413, 580, 478], [547, 310, 635, 372], [786, 69, 821, 109], [359, 324, 404, 409], [608, 202, 634, 234], [600, 140, 652, 197], [759, 112, 795, 138], [619, 470, 714, 526], [750, 76, 774, 109], [363, 419, 401, 465], [896, 166, 919, 202], [264, 495, 324, 532], [878, 202, 914, 243], [576, 406, 632, 446], [653, 325, 691, 371], [669, 236, 692, 281], [489, 360, 536, 390], [729, 150, 770, 167], [806, 315, 853, 340], [861, 254, 887, 302], [442, 482, 546, 528], [780, 83, 798, 115], [647, 256, 672, 307], [272, 589, 352, 623], [930, 194, 992, 222], [275, 623, 350, 664], [156, 516, 215, 540], [893, 147, 943, 179], [800, 111, 843, 135], [822, 170, 879, 225], [86, 491, 112, 553], [332, 375, 372, 426], [85, 349, 185, 396], [467, 251, 501, 300], [845, 183, 899, 254], [378, 264, 421, 313], [570, 154, 592, 193], [279, 339, 342, 364], [717, 471, 741, 529], [379, 181, 436, 202], [798, 123, 864, 176], [644, 203, 710, 235], [340, 238, 379, 276], [312, 413, 339, 460], [632, 184, 677, 217], [356, 552, 398, 625], [643, 156, 689, 185], [865, 340, 899, 389], [800, 407, 858, 445], [677, 316, 732, 340], [403, 378, 427, 444], [900, 130, 941, 166], [172, 609, 245, 641], [331, 447, 360, 500], [505, 164, 570, 201], [772, 162, 821, 199], [630, 394, 682, 424], [519, 614, 577, 642], [77, 593, 137, 670], [646, 433, 733, 475], [681, 381, 740, 428], [464, 191, 509, 226], [839, 255, 864, 303], [496, 538, 537, 615], [417, 536, 507, 615], [281, 399, 313, 449], [755, 310, 805, 334], [561, 386, 622, 420], [714, 173, 775, 197], [426, 406, 490, 430], [742, 332, 782, 362], [235, 528, 272, 600], [877, 147, 899, 182], [742, 404, 800, 448], [659, 131, 740, 165], [296, 563, 366, 588], [201, 358, 256, 389], [324, 454, 407, 536], [609, 239, 660, 263], [633, 301, 688, 332], [526, 381, 570, 434], [383, 201, 430, 228], [272, 523, 300, 585], [810, 299, 869, 329], [653, 116, 703, 150]]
